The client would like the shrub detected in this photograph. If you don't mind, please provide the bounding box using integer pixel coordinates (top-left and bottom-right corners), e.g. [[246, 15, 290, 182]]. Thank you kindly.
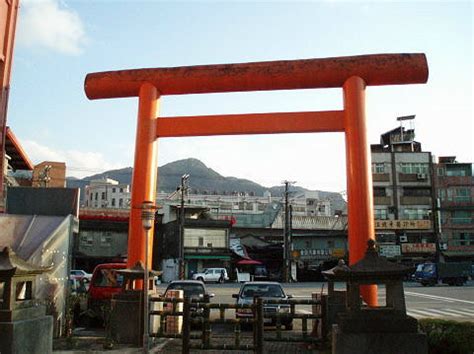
[[418, 318, 474, 354]]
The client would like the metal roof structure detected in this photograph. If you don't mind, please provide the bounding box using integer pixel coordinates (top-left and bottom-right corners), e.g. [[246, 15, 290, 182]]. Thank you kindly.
[[5, 127, 33, 171]]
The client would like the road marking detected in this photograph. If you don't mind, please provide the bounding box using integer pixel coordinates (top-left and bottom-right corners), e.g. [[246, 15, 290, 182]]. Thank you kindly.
[[405, 291, 474, 305], [440, 308, 474, 317], [407, 309, 442, 317], [407, 307, 474, 319], [424, 308, 463, 317]]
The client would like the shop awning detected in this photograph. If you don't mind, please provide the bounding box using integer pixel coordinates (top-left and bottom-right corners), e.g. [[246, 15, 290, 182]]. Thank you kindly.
[[237, 259, 262, 265]]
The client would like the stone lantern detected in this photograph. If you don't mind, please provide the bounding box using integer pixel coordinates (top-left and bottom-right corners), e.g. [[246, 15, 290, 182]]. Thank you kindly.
[[0, 247, 53, 354], [323, 240, 427, 354], [108, 261, 161, 346]]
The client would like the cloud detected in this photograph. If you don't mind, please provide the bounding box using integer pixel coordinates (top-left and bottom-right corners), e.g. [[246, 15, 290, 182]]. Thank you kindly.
[[23, 140, 123, 178], [18, 0, 86, 55]]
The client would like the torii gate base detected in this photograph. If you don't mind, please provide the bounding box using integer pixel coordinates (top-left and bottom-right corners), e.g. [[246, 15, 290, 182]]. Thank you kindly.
[[85, 53, 428, 306]]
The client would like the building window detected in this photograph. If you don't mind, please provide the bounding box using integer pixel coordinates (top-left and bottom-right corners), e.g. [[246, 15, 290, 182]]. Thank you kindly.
[[90, 193, 93, 201], [372, 163, 385, 174], [101, 192, 106, 200], [198, 237, 204, 247], [100, 234, 112, 247], [112, 188, 116, 193], [445, 188, 471, 202], [120, 188, 124, 193], [119, 198, 123, 207], [402, 208, 430, 220], [80, 234, 93, 247], [400, 163, 428, 174], [451, 210, 471, 224], [438, 189, 446, 201], [403, 187, 431, 197], [373, 187, 386, 197], [451, 232, 474, 246], [95, 192, 98, 201], [446, 169, 467, 177], [374, 209, 388, 220], [111, 198, 116, 207], [437, 167, 445, 176], [305, 240, 312, 248]]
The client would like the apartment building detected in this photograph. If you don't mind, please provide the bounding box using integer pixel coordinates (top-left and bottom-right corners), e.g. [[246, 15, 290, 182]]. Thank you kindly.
[[84, 178, 130, 208], [371, 119, 437, 265], [434, 156, 474, 261]]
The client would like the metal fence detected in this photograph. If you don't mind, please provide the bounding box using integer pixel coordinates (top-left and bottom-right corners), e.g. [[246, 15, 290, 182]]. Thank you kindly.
[[149, 295, 326, 353]]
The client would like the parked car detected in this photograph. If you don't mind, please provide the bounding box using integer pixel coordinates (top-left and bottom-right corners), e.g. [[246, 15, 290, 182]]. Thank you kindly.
[[70, 269, 92, 281], [192, 268, 229, 283], [233, 281, 293, 330], [163, 280, 214, 327], [164, 280, 215, 302], [87, 263, 126, 323], [253, 265, 269, 281]]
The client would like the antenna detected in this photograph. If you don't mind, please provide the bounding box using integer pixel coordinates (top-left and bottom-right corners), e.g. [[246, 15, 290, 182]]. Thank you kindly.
[[396, 115, 416, 142]]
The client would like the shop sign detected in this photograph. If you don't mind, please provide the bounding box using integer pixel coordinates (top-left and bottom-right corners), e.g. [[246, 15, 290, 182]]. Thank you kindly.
[[401, 243, 436, 254], [299, 248, 331, 258], [332, 248, 346, 258], [378, 245, 401, 258], [375, 219, 431, 230]]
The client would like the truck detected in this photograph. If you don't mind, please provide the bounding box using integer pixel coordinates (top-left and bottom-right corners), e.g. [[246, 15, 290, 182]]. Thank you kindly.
[[414, 262, 471, 286]]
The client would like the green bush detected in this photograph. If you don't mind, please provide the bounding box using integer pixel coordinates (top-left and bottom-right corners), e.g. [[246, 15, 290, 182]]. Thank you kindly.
[[418, 318, 474, 354]]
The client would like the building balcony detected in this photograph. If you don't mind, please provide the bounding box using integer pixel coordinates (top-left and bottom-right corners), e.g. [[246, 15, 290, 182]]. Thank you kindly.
[[372, 173, 390, 182], [374, 196, 392, 205], [444, 244, 474, 257], [400, 196, 432, 205], [440, 199, 474, 209], [398, 173, 430, 183], [442, 219, 474, 229], [437, 176, 474, 186]]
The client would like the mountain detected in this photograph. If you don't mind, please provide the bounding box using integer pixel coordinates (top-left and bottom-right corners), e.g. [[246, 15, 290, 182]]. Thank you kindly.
[[66, 158, 346, 212]]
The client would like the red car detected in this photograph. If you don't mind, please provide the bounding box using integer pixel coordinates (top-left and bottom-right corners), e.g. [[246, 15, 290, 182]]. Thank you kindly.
[[87, 263, 126, 322]]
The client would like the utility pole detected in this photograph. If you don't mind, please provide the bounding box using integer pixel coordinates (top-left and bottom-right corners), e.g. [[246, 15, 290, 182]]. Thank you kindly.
[[40, 165, 52, 187], [178, 174, 189, 280], [282, 180, 295, 283]]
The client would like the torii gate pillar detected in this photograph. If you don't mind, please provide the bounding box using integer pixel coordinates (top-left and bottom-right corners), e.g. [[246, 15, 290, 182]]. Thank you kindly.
[[344, 76, 376, 301]]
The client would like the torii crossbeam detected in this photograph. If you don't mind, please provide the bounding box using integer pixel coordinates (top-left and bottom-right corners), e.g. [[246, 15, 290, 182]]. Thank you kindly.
[[85, 53, 429, 306]]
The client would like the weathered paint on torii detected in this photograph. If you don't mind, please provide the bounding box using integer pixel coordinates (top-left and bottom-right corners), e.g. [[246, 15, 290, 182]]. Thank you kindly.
[[84, 53, 429, 306]]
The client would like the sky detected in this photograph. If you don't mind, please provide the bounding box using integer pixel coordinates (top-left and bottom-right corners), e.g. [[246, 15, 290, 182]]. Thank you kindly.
[[8, 0, 473, 193]]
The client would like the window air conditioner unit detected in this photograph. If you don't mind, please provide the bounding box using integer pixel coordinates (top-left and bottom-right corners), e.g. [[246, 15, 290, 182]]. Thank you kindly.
[[417, 173, 427, 180], [399, 235, 408, 243]]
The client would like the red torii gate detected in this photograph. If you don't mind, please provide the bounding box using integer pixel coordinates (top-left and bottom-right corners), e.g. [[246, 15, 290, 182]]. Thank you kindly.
[[84, 53, 429, 306]]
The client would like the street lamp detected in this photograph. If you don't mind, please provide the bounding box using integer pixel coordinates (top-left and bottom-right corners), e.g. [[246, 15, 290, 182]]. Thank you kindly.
[[141, 201, 155, 353]]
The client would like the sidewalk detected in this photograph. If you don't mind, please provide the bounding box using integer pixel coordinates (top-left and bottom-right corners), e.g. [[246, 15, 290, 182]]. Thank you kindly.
[[54, 328, 329, 353], [154, 335, 329, 354], [54, 335, 328, 354]]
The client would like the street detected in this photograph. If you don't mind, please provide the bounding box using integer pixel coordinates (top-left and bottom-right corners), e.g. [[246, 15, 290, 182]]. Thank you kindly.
[[156, 280, 474, 330]]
